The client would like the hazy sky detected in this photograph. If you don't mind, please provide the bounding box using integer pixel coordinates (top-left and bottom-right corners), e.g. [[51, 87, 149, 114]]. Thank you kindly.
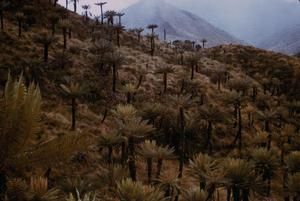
[[60, 0, 299, 13], [59, 0, 300, 45], [59, 0, 138, 11], [169, 0, 300, 44]]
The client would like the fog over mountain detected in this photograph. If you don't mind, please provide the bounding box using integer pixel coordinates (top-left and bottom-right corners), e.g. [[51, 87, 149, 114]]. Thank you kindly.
[[260, 24, 300, 55], [167, 0, 300, 45], [122, 0, 242, 47], [58, 0, 300, 54]]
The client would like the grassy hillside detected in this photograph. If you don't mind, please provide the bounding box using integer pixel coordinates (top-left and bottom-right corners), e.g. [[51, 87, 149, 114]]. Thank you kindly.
[[1, 0, 300, 201]]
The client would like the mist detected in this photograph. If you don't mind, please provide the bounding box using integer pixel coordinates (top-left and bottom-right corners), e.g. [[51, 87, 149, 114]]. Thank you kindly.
[[58, 0, 300, 45], [167, 0, 300, 45]]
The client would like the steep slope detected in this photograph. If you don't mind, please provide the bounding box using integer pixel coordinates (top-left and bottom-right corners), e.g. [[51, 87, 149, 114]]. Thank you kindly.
[[122, 0, 242, 46], [259, 24, 300, 55], [2, 1, 300, 201]]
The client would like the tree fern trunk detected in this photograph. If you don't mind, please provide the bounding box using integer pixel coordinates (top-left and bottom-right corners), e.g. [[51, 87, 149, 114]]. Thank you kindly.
[[232, 187, 240, 201], [44, 168, 51, 178], [265, 120, 271, 150], [156, 159, 163, 178], [163, 73, 167, 93], [150, 35, 155, 56], [248, 112, 251, 127], [252, 86, 256, 101], [63, 29, 67, 49], [71, 98, 76, 131], [238, 105, 242, 152], [100, 6, 104, 24], [73, 2, 77, 12], [267, 177, 271, 196], [112, 64, 117, 93], [44, 44, 48, 62], [242, 189, 249, 201], [234, 105, 238, 128], [117, 31, 120, 47], [0, 12, 3, 30], [127, 92, 131, 104], [149, 38, 153, 54], [200, 181, 206, 190], [283, 166, 289, 201], [147, 158, 152, 184], [51, 23, 56, 35], [0, 172, 6, 198], [227, 188, 231, 201], [281, 144, 285, 165], [180, 79, 185, 93], [101, 108, 108, 124], [206, 121, 213, 154], [165, 185, 171, 198], [18, 21, 22, 37], [200, 94, 204, 105], [121, 142, 127, 166], [180, 54, 184, 65], [68, 29, 72, 39], [136, 75, 143, 89], [151, 38, 155, 56], [108, 146, 113, 163], [178, 107, 185, 178], [191, 64, 194, 80], [128, 137, 136, 181]]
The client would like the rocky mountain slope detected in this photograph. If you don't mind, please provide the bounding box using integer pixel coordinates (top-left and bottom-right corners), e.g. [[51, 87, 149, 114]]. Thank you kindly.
[[259, 24, 300, 55], [123, 0, 242, 46]]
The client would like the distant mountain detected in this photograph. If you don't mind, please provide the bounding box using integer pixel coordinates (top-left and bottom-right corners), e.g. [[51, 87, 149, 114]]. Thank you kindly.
[[259, 24, 300, 55], [122, 0, 242, 47], [167, 0, 300, 46]]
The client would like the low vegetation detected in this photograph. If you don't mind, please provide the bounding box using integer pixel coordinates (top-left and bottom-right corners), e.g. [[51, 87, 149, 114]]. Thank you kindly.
[[0, 0, 300, 201]]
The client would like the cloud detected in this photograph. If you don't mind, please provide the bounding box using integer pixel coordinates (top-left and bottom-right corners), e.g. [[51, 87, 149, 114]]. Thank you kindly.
[[165, 0, 300, 44], [58, 0, 300, 45]]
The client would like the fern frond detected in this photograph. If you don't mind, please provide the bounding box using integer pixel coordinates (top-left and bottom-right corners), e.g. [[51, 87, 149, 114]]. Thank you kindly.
[[10, 134, 91, 168], [0, 74, 41, 168]]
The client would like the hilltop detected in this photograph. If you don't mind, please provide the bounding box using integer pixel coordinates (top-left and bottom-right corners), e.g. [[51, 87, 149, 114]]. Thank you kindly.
[[1, 1, 300, 201]]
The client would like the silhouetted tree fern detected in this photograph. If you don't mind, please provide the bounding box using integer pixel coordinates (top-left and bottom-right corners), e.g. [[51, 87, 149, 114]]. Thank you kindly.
[[48, 13, 59, 36], [95, 2, 107, 24], [34, 31, 58, 62], [155, 65, 175, 93], [201, 39, 207, 48], [58, 19, 71, 49], [60, 82, 84, 131], [16, 12, 25, 37], [70, 0, 79, 12], [82, 4, 90, 21], [0, 1, 10, 30]]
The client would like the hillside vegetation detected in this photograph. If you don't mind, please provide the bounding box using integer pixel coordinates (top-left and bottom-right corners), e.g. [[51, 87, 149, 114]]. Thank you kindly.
[[1, 1, 300, 201]]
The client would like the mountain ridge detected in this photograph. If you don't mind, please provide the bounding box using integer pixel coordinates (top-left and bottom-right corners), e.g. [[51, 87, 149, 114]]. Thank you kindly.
[[122, 0, 243, 47], [259, 23, 300, 55]]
